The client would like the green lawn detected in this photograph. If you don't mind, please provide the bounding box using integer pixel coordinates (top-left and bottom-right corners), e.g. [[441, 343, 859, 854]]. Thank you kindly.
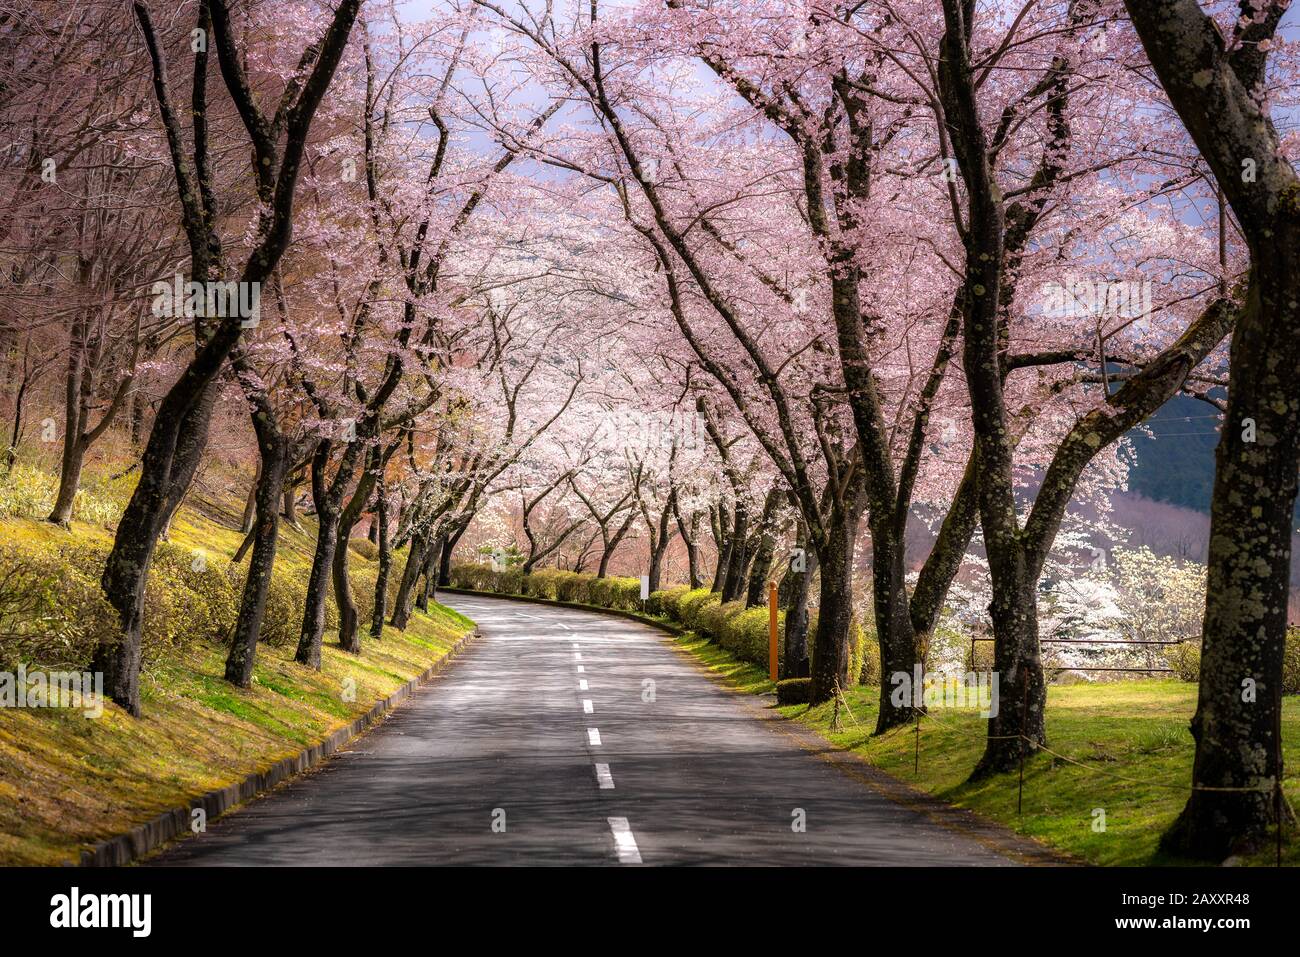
[[673, 633, 1298, 866]]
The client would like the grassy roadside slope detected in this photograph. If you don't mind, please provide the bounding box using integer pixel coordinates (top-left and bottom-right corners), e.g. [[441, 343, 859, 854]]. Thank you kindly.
[[670, 632, 1299, 866], [0, 498, 474, 866]]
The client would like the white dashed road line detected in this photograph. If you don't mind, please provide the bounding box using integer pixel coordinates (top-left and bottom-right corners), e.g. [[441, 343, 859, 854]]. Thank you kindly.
[[571, 625, 626, 859], [607, 817, 642, 864]]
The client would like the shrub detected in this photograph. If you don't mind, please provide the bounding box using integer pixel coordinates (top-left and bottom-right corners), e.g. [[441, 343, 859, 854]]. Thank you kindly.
[[846, 619, 867, 687], [0, 542, 119, 670], [859, 635, 881, 686], [0, 464, 123, 527], [350, 567, 380, 629], [776, 678, 811, 705], [495, 567, 525, 595], [586, 576, 614, 607], [525, 568, 575, 600], [556, 572, 593, 603], [719, 605, 775, 666], [1161, 633, 1300, 692], [677, 588, 720, 630], [650, 585, 691, 620], [449, 563, 495, 591], [1165, 640, 1200, 683], [698, 599, 741, 641], [348, 537, 380, 563], [1285, 629, 1300, 695], [258, 569, 309, 647], [150, 542, 241, 647], [965, 637, 996, 674], [586, 575, 640, 611]]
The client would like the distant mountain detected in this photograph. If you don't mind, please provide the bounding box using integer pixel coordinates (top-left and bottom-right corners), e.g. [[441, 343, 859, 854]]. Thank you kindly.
[[1123, 394, 1220, 513]]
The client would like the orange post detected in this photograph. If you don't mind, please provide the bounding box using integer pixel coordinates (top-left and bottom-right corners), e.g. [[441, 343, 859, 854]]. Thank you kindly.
[[768, 581, 779, 681]]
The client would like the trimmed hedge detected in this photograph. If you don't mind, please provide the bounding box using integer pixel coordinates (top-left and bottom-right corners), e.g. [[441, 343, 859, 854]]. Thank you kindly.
[[649, 585, 691, 619], [448, 562, 879, 687], [776, 678, 811, 704]]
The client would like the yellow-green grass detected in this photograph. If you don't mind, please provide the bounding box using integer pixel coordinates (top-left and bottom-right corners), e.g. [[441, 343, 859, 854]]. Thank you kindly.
[[673, 632, 776, 696], [676, 632, 1298, 866], [0, 498, 472, 866]]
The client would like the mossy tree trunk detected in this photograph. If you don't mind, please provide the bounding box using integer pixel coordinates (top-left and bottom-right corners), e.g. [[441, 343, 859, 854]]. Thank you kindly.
[[389, 532, 425, 630], [370, 480, 390, 639], [1121, 1, 1299, 857], [780, 512, 815, 680], [225, 413, 288, 686]]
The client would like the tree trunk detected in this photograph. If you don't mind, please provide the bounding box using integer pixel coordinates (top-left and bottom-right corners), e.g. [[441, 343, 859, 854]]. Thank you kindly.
[[389, 533, 426, 630], [781, 518, 815, 680], [869, 512, 918, 733], [645, 494, 674, 593], [673, 499, 702, 589], [5, 354, 32, 473], [1163, 267, 1298, 857], [225, 430, 288, 686], [744, 492, 780, 608], [910, 457, 980, 642], [1120, 0, 1300, 860], [970, 557, 1044, 778], [93, 377, 219, 715], [333, 452, 381, 655], [416, 538, 438, 612], [49, 312, 86, 526], [48, 436, 86, 527], [239, 462, 260, 535], [721, 499, 749, 604], [808, 508, 858, 704], [332, 531, 360, 654], [710, 501, 731, 594], [370, 483, 390, 639], [128, 389, 145, 447], [90, 0, 363, 714], [439, 525, 461, 586], [282, 483, 300, 528], [646, 541, 667, 593], [295, 508, 339, 668]]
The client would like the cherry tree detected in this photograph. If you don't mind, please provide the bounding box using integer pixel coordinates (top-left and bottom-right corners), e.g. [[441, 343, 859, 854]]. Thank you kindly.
[[1122, 0, 1300, 858], [89, 0, 364, 715]]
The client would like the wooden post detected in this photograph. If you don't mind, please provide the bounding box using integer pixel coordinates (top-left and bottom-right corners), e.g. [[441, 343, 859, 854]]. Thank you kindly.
[[768, 581, 778, 682]]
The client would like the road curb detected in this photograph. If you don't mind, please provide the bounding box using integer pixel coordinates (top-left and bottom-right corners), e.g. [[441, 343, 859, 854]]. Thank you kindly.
[[447, 587, 1073, 866], [78, 626, 480, 867]]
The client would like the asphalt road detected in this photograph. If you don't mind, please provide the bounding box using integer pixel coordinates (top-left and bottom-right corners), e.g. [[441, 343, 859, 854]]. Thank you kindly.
[[150, 594, 1015, 866]]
